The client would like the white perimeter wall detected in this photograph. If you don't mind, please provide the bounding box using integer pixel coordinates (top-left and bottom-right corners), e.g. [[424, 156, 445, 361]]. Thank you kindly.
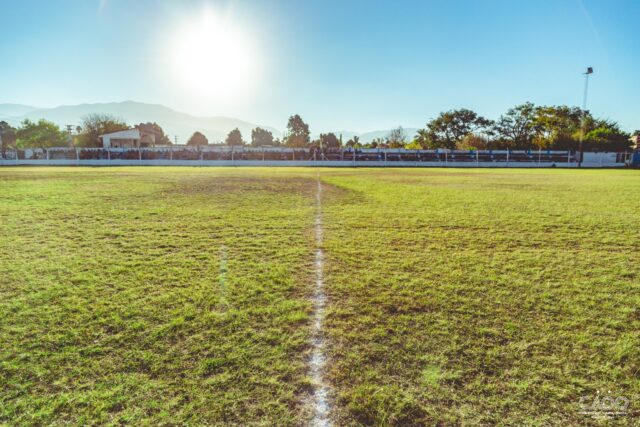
[[582, 152, 619, 167], [1, 159, 626, 167], [0, 152, 627, 168]]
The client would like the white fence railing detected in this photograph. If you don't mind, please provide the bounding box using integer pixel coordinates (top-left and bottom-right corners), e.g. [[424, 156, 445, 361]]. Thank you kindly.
[[0, 147, 632, 167]]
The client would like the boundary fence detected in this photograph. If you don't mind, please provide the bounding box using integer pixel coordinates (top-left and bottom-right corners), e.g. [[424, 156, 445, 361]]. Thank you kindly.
[[0, 147, 632, 168]]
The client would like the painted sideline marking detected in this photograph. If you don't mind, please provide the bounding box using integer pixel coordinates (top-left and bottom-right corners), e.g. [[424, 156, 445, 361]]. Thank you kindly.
[[310, 174, 331, 427]]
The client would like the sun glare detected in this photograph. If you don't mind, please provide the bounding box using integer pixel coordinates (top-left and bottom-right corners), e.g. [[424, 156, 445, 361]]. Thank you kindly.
[[172, 12, 255, 99]]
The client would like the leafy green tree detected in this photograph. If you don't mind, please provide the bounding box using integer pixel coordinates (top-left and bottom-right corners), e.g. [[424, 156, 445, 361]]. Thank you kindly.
[[404, 140, 423, 150], [251, 127, 274, 146], [457, 134, 491, 150], [584, 124, 631, 152], [77, 113, 128, 147], [225, 128, 244, 146], [530, 105, 582, 149], [16, 119, 66, 148], [386, 126, 407, 148], [285, 115, 310, 147], [319, 132, 341, 149], [0, 121, 17, 154], [136, 122, 171, 145], [419, 109, 492, 149], [345, 135, 361, 148], [509, 106, 628, 151], [187, 131, 208, 146], [368, 137, 383, 148], [413, 128, 437, 149], [493, 102, 538, 149]]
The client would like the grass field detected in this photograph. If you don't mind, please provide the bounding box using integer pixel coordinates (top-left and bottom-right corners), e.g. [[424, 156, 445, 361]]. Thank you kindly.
[[0, 167, 638, 426]]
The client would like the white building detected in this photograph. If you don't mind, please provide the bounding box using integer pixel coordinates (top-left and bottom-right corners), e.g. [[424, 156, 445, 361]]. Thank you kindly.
[[100, 129, 156, 148]]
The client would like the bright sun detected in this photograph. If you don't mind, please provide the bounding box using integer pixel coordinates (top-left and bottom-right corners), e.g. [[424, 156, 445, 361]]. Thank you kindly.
[[172, 12, 254, 99]]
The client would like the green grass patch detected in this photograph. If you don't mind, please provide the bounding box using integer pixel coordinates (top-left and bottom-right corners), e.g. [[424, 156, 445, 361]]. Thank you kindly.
[[0, 167, 638, 425], [320, 168, 639, 426]]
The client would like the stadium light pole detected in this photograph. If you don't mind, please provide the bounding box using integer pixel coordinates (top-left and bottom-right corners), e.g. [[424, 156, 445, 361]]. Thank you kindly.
[[578, 67, 593, 167]]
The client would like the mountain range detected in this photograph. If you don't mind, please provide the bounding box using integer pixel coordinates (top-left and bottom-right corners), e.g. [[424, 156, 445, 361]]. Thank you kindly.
[[0, 101, 418, 144]]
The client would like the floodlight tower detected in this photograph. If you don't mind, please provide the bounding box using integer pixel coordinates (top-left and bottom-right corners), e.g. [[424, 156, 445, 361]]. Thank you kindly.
[[578, 67, 593, 167]]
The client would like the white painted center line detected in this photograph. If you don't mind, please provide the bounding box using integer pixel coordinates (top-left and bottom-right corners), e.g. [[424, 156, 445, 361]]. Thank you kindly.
[[310, 174, 331, 427]]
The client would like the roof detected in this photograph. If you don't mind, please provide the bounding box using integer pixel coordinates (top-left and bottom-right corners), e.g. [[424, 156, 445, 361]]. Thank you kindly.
[[99, 129, 141, 139]]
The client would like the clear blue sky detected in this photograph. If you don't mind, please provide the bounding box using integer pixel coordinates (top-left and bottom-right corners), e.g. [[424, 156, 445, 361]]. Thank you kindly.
[[1, 0, 638, 133]]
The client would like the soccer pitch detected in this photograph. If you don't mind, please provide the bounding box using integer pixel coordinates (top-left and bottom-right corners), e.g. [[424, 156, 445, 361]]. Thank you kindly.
[[1, 167, 638, 425]]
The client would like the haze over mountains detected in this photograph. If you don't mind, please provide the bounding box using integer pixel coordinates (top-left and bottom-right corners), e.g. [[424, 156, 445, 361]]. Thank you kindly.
[[0, 101, 417, 144]]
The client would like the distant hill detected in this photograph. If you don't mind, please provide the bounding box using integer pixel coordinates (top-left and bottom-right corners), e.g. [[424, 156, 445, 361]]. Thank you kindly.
[[0, 103, 37, 119], [0, 101, 420, 145], [1, 101, 281, 144]]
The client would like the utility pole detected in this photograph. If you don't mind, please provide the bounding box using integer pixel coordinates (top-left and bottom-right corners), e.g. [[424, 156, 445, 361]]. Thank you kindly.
[[66, 125, 74, 147], [578, 67, 593, 167]]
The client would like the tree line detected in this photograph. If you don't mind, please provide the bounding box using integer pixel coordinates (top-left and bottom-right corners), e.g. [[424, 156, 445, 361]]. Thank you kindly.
[[0, 114, 170, 152], [1, 103, 637, 153], [412, 104, 633, 152], [191, 106, 637, 152], [185, 114, 315, 147]]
